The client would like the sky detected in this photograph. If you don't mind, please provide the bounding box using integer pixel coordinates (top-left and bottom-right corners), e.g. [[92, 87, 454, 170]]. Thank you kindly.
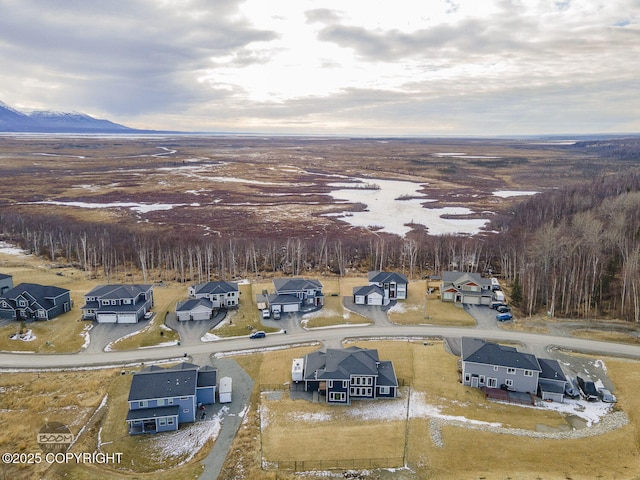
[[0, 0, 638, 135]]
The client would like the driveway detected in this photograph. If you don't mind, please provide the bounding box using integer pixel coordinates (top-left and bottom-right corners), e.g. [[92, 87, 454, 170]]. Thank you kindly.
[[343, 296, 392, 326], [82, 319, 150, 354], [166, 310, 226, 346], [463, 304, 497, 330]]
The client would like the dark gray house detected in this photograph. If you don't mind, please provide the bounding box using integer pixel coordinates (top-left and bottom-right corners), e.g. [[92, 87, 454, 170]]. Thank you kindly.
[[537, 358, 567, 403], [126, 362, 217, 435], [81, 284, 153, 323], [461, 337, 541, 394], [188, 281, 239, 309], [0, 283, 71, 320], [441, 272, 493, 305], [302, 346, 398, 405], [0, 273, 13, 295], [268, 277, 323, 313], [353, 284, 385, 306]]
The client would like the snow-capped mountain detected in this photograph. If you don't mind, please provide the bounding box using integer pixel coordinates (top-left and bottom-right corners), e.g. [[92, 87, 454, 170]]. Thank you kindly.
[[0, 101, 134, 133]]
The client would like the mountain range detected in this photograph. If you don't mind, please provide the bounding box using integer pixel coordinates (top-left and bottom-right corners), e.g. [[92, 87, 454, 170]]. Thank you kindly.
[[0, 100, 137, 133]]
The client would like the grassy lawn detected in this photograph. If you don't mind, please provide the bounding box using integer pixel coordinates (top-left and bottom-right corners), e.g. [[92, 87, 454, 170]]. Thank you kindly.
[[570, 328, 640, 345], [389, 281, 475, 326]]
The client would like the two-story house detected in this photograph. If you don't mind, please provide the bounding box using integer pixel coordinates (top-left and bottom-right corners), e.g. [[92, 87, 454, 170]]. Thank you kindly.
[[353, 271, 408, 305], [188, 281, 239, 309], [440, 271, 493, 305], [81, 284, 153, 323], [126, 362, 217, 435], [461, 337, 541, 394], [301, 346, 398, 405], [0, 283, 71, 321], [268, 278, 323, 314]]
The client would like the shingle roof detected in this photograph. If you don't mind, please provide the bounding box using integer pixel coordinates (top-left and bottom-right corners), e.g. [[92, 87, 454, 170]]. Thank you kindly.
[[192, 281, 238, 295], [85, 284, 151, 300], [538, 358, 567, 382], [368, 271, 408, 284], [197, 365, 217, 388], [353, 285, 384, 296], [441, 271, 491, 289], [273, 277, 322, 293], [176, 298, 214, 312], [128, 364, 198, 401], [461, 337, 541, 371], [3, 283, 69, 301], [268, 293, 301, 305]]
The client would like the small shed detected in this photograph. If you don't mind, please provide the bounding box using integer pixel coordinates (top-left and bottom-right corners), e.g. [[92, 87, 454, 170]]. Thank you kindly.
[[219, 376, 232, 403], [292, 358, 304, 382]]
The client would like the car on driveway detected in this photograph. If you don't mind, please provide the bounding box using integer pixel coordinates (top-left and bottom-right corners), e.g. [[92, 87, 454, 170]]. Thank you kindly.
[[598, 387, 617, 403], [261, 309, 271, 319], [272, 310, 281, 320], [564, 376, 581, 398], [249, 330, 266, 339], [496, 312, 513, 321], [577, 376, 599, 401], [496, 305, 511, 313]]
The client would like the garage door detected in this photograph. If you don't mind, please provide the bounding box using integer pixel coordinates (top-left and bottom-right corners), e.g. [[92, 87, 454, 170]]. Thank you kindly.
[[191, 310, 211, 321], [117, 313, 138, 324], [283, 304, 299, 313], [98, 313, 117, 323]]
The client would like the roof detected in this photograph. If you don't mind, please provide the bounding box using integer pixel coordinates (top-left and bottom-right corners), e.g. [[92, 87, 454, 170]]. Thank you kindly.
[[85, 284, 152, 300], [304, 347, 397, 387], [2, 283, 69, 301], [267, 293, 301, 305], [0, 273, 12, 281], [126, 405, 179, 421], [368, 271, 408, 284], [273, 277, 322, 293], [538, 379, 565, 395], [353, 285, 384, 296], [441, 271, 491, 289], [191, 281, 238, 295], [197, 365, 217, 388], [128, 363, 199, 401], [461, 337, 541, 372], [538, 358, 567, 382], [176, 298, 214, 312]]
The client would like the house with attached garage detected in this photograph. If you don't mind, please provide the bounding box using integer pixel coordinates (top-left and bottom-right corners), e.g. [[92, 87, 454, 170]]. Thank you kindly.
[[81, 284, 153, 323], [0, 283, 71, 320], [353, 271, 409, 306], [352, 284, 385, 306], [440, 271, 493, 305], [301, 346, 398, 405], [126, 362, 217, 435], [268, 277, 323, 314], [537, 358, 567, 403], [188, 281, 239, 309], [461, 337, 541, 394]]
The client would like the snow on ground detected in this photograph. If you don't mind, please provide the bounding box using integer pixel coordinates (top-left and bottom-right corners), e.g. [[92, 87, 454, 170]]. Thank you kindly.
[[493, 190, 539, 198], [0, 241, 28, 256], [201, 332, 222, 342], [213, 342, 320, 358], [9, 329, 36, 342], [79, 324, 92, 349], [388, 302, 421, 314], [34, 200, 200, 213], [151, 406, 227, 465], [410, 391, 502, 427], [138, 340, 179, 349], [539, 398, 613, 427]]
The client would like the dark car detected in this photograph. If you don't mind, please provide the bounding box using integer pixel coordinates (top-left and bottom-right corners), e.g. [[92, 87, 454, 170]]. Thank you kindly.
[[496, 305, 511, 313], [564, 376, 581, 398], [249, 330, 266, 339], [577, 376, 599, 401]]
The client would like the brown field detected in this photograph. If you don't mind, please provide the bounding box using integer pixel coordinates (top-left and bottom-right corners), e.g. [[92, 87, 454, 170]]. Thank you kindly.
[[0, 135, 610, 240]]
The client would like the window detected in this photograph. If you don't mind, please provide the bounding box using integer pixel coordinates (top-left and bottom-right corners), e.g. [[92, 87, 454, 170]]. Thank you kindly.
[[379, 386, 390, 395], [327, 380, 333, 388], [479, 375, 485, 385], [111, 300, 117, 305], [159, 418, 166, 426], [157, 399, 165, 406], [342, 381, 348, 388], [329, 392, 346, 402], [493, 366, 499, 371], [367, 377, 373, 386], [507, 368, 516, 375], [138, 401, 147, 408], [167, 418, 174, 425], [487, 378, 497, 388], [464, 373, 471, 383], [350, 387, 372, 397], [524, 370, 533, 377], [505, 379, 514, 387], [19, 300, 26, 307], [167, 398, 174, 405], [183, 409, 189, 413]]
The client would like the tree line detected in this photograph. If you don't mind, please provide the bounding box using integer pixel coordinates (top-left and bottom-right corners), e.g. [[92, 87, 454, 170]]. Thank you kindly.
[[1, 171, 639, 321]]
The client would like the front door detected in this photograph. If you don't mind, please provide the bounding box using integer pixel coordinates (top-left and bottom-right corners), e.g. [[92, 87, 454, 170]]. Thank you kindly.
[[471, 376, 479, 388]]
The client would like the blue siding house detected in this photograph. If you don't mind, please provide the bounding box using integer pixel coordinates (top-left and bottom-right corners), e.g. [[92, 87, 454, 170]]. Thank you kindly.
[[0, 283, 71, 320], [126, 363, 217, 435]]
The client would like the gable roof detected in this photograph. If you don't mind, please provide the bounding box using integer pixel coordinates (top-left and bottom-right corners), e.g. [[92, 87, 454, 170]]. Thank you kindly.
[[197, 365, 218, 388], [191, 281, 238, 295], [368, 271, 408, 284], [537, 358, 567, 382], [128, 363, 198, 401], [176, 298, 214, 312], [85, 284, 152, 300], [353, 285, 384, 297], [3, 283, 69, 302], [442, 271, 491, 289], [268, 293, 302, 305], [461, 337, 541, 372], [273, 277, 322, 292]]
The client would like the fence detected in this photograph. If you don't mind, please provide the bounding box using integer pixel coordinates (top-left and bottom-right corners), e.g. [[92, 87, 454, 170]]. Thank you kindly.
[[267, 457, 404, 472]]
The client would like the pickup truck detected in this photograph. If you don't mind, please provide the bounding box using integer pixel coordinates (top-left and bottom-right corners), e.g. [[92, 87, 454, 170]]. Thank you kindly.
[[577, 376, 599, 401]]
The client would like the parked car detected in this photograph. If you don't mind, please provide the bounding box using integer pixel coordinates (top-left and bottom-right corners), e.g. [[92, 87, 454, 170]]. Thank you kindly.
[[564, 376, 581, 398], [598, 388, 617, 403], [144, 311, 153, 319], [496, 312, 513, 322], [490, 301, 505, 309], [261, 309, 271, 319], [272, 310, 281, 320], [577, 376, 599, 401], [249, 330, 266, 339], [496, 305, 511, 313]]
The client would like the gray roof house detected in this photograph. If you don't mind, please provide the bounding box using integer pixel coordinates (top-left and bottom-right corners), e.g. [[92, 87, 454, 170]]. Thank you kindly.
[[81, 284, 153, 323], [268, 278, 323, 313], [461, 337, 541, 394], [537, 358, 567, 403], [441, 271, 493, 305], [368, 271, 408, 302], [175, 298, 214, 321], [126, 362, 217, 435], [188, 281, 239, 309], [0, 273, 13, 295], [0, 283, 71, 320], [302, 346, 398, 405], [353, 285, 385, 306]]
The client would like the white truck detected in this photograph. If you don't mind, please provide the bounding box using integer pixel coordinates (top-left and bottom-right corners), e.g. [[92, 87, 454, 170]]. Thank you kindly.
[[291, 358, 304, 382]]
